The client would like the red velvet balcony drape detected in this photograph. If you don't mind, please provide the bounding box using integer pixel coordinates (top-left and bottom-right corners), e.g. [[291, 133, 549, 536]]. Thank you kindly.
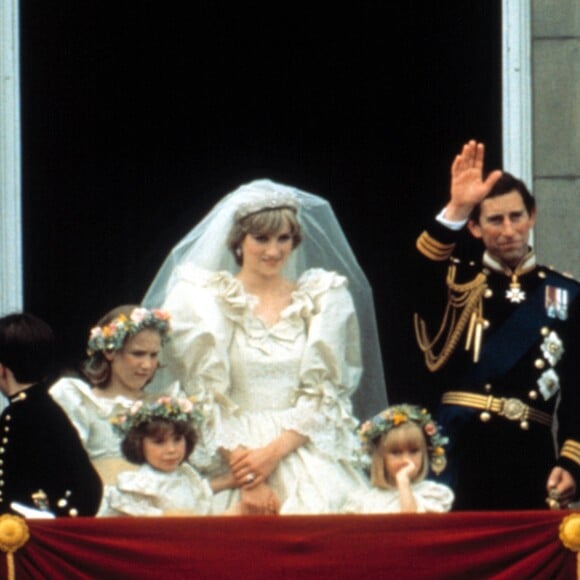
[[6, 511, 578, 579]]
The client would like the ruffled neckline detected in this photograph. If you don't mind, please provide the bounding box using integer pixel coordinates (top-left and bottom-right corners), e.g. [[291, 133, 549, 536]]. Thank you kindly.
[[176, 265, 347, 353], [58, 377, 141, 418], [207, 267, 345, 324]]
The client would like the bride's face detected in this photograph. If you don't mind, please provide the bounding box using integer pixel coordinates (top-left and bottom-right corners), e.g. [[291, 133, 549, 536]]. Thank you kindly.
[[240, 220, 293, 277]]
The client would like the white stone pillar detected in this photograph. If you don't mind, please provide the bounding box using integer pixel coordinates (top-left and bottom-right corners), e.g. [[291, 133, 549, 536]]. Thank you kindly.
[[0, 0, 23, 315], [502, 0, 533, 221], [502, 0, 533, 182]]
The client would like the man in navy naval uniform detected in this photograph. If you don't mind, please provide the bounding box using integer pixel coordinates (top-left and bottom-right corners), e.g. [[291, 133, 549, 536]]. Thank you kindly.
[[0, 312, 102, 517], [414, 140, 579, 510]]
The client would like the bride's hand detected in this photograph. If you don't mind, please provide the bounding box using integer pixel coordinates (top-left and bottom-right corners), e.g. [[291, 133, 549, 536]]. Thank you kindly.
[[230, 446, 281, 488], [230, 431, 308, 488]]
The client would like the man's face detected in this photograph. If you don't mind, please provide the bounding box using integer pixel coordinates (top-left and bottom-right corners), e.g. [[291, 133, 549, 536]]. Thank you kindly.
[[468, 190, 536, 268]]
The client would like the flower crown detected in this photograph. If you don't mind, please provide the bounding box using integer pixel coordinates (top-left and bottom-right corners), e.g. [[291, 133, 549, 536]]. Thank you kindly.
[[358, 404, 448, 475], [234, 191, 299, 221], [87, 307, 171, 356], [110, 396, 204, 436]]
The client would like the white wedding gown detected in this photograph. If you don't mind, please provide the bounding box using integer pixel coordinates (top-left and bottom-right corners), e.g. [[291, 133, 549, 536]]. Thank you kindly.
[[161, 265, 371, 514]]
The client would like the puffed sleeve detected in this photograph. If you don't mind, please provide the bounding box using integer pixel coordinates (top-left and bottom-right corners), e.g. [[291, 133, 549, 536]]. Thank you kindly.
[[283, 269, 363, 460], [414, 480, 455, 513], [161, 266, 238, 465], [99, 465, 213, 517], [100, 485, 163, 517], [49, 377, 92, 447]]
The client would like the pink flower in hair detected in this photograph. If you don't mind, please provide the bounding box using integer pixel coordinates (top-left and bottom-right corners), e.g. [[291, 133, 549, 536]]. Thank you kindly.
[[152, 309, 170, 321], [130, 308, 149, 324]]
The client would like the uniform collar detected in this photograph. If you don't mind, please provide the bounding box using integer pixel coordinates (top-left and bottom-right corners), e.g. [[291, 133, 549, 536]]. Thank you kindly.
[[9, 390, 30, 404], [8, 382, 42, 404], [482, 249, 536, 277]]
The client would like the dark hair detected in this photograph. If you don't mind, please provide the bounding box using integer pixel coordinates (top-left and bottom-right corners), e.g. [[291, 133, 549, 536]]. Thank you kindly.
[[121, 418, 196, 465], [469, 172, 536, 223], [0, 312, 56, 383], [81, 304, 140, 387]]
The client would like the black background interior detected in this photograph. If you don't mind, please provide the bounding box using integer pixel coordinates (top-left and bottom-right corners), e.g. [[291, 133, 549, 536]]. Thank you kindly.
[[19, 1, 502, 407]]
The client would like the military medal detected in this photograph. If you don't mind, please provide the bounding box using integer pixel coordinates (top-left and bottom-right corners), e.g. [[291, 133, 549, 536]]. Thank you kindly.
[[545, 285, 568, 320], [506, 274, 526, 303]]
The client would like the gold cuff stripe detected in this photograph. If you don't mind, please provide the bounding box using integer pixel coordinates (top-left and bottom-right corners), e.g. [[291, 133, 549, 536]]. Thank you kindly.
[[416, 231, 455, 261], [561, 440, 580, 465], [441, 391, 553, 427]]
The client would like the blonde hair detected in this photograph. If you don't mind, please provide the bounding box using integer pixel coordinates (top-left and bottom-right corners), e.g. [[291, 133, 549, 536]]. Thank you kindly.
[[370, 422, 428, 489], [227, 207, 303, 266]]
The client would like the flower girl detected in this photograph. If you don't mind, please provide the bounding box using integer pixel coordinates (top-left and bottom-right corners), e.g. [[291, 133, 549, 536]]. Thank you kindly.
[[99, 396, 240, 516], [344, 404, 454, 513], [50, 305, 174, 485]]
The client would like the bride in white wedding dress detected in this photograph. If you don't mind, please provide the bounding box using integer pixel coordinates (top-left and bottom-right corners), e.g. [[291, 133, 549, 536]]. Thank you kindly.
[[144, 179, 387, 514]]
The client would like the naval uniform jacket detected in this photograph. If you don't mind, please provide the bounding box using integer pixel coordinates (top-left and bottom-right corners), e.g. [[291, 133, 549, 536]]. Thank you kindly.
[[0, 382, 103, 517], [414, 221, 580, 510]]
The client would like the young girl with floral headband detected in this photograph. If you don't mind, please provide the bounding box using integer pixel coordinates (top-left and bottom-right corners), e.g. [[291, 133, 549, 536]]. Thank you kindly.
[[98, 396, 242, 516], [50, 305, 177, 485], [343, 404, 454, 514]]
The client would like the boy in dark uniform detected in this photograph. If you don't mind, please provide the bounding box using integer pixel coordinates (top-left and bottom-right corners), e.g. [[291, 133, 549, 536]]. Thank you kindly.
[[414, 140, 580, 510], [0, 312, 102, 516]]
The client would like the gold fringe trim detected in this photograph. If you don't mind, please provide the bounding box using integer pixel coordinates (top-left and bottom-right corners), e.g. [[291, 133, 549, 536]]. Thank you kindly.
[[414, 266, 488, 372], [416, 231, 456, 262]]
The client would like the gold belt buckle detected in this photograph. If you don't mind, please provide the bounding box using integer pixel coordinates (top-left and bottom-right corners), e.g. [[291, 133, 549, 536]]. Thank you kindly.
[[499, 398, 527, 421]]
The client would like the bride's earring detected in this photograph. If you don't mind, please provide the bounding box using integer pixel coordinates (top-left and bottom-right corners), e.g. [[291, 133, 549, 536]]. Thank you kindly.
[[235, 247, 242, 258]]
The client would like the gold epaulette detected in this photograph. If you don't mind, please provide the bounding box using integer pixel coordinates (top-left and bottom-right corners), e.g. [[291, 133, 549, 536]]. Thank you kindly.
[[416, 231, 456, 261], [414, 264, 488, 372], [561, 440, 580, 466]]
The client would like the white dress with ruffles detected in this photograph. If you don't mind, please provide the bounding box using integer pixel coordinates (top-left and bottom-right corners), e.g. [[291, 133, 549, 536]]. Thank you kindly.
[[49, 377, 181, 484], [50, 377, 135, 460], [162, 265, 371, 514], [343, 480, 454, 514], [98, 463, 214, 516]]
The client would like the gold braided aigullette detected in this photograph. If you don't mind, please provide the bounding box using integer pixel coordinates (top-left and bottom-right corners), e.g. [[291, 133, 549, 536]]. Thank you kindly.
[[414, 264, 488, 372]]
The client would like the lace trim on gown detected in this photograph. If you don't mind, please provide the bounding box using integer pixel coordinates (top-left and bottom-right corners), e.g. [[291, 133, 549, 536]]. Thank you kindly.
[[173, 266, 361, 464], [100, 463, 213, 517]]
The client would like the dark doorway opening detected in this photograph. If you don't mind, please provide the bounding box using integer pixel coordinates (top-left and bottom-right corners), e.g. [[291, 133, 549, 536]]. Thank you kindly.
[[19, 1, 502, 406]]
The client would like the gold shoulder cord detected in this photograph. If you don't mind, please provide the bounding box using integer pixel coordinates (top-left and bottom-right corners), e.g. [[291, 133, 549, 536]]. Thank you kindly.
[[414, 264, 488, 372]]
